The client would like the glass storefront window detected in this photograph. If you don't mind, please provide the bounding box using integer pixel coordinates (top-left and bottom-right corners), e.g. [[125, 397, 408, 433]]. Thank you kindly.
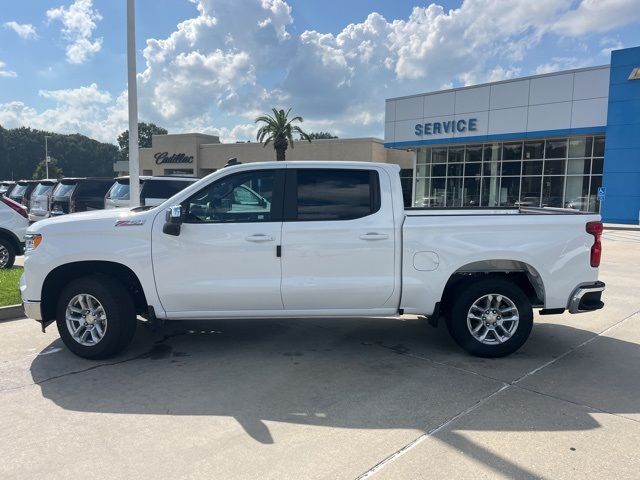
[[593, 137, 605, 157], [592, 157, 604, 174], [567, 158, 591, 175], [542, 176, 564, 207], [522, 161, 543, 176], [543, 159, 566, 176], [448, 147, 464, 163], [447, 163, 463, 177], [568, 137, 593, 158], [545, 139, 567, 159], [464, 163, 481, 177], [413, 135, 604, 212], [501, 161, 522, 176], [417, 148, 431, 164], [503, 142, 523, 160], [524, 141, 544, 160], [432, 148, 447, 163], [520, 177, 542, 207], [465, 145, 483, 162], [463, 178, 481, 206], [483, 143, 502, 162], [446, 177, 463, 206], [431, 178, 446, 206], [499, 177, 520, 206]]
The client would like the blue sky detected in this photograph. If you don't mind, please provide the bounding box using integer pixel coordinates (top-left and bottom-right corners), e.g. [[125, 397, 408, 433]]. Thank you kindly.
[[0, 0, 639, 144]]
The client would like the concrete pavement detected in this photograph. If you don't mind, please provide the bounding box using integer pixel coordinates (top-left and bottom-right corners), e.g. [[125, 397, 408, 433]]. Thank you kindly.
[[1, 230, 639, 479]]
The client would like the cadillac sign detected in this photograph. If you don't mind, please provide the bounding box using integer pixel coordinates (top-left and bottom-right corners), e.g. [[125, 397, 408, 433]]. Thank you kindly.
[[154, 151, 195, 164]]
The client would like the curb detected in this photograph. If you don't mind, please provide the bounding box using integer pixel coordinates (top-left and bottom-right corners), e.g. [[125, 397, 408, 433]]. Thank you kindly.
[[0, 304, 25, 321]]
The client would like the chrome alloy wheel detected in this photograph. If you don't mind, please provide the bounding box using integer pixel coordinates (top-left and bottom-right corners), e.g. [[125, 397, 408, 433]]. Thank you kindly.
[[0, 245, 9, 268], [467, 294, 519, 345], [65, 294, 108, 346]]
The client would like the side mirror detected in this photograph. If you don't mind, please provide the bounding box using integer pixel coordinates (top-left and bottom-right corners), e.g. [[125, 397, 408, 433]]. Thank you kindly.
[[163, 205, 183, 236]]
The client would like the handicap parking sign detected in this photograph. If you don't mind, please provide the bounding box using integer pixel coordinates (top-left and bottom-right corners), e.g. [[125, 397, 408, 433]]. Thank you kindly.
[[597, 186, 606, 201]]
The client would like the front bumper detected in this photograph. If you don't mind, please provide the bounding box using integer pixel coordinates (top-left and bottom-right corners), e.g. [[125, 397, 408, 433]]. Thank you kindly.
[[23, 301, 42, 321], [568, 281, 605, 314]]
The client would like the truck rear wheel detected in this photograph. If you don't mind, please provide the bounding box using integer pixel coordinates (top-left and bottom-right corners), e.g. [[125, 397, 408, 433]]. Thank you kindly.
[[56, 275, 137, 359], [447, 277, 533, 357]]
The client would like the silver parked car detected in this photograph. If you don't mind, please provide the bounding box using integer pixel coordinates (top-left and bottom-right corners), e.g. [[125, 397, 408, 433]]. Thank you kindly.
[[105, 175, 198, 209], [28, 179, 58, 222]]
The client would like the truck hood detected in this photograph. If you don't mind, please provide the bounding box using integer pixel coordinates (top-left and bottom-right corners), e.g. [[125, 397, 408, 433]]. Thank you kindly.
[[27, 207, 156, 234]]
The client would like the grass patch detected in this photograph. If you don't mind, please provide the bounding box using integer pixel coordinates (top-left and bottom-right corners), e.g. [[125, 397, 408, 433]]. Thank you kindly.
[[0, 267, 22, 307]]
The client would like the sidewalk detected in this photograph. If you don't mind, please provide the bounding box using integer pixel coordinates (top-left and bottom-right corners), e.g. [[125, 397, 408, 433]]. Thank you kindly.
[[604, 223, 640, 231]]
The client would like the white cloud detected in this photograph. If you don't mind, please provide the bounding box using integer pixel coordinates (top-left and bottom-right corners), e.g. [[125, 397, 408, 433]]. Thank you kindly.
[[46, 0, 103, 64], [3, 21, 38, 39], [0, 84, 126, 142], [3, 0, 640, 144], [552, 0, 640, 36], [0, 61, 17, 78]]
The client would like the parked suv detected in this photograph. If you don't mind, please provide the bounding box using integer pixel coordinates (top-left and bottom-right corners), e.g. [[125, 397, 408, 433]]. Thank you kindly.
[[28, 179, 58, 222], [105, 176, 197, 209], [8, 180, 38, 209], [0, 181, 16, 197], [50, 178, 114, 216], [0, 195, 28, 268]]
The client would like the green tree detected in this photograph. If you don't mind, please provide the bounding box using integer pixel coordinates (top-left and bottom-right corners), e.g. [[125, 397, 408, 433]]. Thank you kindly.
[[0, 126, 118, 180], [117, 122, 168, 162], [307, 131, 338, 139], [33, 157, 63, 179], [255, 108, 311, 161]]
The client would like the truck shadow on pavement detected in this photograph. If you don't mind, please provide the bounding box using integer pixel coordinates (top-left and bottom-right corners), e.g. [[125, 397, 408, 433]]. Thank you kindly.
[[29, 316, 640, 477]]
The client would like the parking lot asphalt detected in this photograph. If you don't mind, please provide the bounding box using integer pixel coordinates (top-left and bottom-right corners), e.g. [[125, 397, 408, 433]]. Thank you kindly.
[[2, 230, 640, 479]]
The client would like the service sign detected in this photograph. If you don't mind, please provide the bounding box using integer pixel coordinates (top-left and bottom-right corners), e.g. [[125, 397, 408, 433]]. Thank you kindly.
[[415, 118, 478, 136]]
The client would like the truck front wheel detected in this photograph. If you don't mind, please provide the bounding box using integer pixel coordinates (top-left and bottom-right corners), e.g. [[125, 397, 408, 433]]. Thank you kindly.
[[55, 275, 137, 359], [447, 277, 533, 357]]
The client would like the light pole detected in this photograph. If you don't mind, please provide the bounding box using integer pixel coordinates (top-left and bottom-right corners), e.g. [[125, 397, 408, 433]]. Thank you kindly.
[[44, 135, 52, 179], [127, 0, 140, 207]]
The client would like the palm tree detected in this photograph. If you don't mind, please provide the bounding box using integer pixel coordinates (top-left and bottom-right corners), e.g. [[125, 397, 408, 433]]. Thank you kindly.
[[255, 108, 311, 161]]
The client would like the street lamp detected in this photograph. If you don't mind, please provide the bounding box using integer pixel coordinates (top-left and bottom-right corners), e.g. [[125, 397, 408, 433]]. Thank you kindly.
[[127, 0, 140, 207], [44, 135, 52, 179]]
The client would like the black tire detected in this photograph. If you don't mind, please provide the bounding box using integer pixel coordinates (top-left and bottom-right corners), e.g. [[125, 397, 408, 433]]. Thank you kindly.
[[447, 277, 533, 358], [56, 275, 137, 359], [0, 237, 16, 269]]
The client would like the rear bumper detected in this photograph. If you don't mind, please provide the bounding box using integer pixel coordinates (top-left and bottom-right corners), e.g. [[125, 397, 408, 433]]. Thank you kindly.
[[23, 300, 42, 321], [568, 281, 605, 314]]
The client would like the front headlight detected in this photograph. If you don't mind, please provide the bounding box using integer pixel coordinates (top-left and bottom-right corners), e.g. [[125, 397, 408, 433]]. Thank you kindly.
[[25, 234, 42, 252]]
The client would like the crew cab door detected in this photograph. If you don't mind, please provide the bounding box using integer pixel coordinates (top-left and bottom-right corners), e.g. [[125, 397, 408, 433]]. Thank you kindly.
[[280, 167, 396, 310], [152, 167, 284, 315]]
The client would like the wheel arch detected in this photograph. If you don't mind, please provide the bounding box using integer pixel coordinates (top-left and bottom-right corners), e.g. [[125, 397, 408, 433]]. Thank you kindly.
[[41, 261, 149, 322], [440, 259, 545, 316], [0, 227, 22, 255]]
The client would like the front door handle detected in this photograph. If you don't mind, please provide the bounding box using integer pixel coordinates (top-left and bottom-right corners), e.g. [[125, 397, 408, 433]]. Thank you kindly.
[[246, 234, 274, 242], [359, 232, 389, 241]]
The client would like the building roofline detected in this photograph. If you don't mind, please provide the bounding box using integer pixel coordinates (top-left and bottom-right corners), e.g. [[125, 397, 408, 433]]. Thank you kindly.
[[199, 137, 384, 147], [386, 64, 610, 102]]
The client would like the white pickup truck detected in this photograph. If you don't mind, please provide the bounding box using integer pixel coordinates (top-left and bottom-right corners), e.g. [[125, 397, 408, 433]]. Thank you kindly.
[[21, 161, 605, 359]]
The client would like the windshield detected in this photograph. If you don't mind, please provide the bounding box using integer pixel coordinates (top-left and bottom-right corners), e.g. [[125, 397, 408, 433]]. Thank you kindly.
[[52, 182, 76, 197], [32, 184, 55, 196], [10, 185, 28, 196], [107, 181, 131, 200]]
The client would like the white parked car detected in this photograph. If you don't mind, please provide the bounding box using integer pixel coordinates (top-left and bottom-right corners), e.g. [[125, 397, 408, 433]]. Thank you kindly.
[[105, 176, 198, 209], [21, 161, 605, 359], [0, 196, 29, 268], [28, 180, 58, 223]]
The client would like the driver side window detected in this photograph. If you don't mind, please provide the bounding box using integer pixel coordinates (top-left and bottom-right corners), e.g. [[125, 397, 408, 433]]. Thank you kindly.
[[184, 170, 276, 223]]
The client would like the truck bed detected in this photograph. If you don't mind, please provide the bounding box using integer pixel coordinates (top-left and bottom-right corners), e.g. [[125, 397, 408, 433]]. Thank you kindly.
[[405, 206, 595, 216]]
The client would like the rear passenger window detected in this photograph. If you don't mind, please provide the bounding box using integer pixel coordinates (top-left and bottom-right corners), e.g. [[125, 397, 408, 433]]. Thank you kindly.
[[292, 169, 380, 221]]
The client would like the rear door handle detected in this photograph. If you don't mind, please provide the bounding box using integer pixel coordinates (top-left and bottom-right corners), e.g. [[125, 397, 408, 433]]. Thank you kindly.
[[359, 232, 389, 241], [246, 234, 274, 242]]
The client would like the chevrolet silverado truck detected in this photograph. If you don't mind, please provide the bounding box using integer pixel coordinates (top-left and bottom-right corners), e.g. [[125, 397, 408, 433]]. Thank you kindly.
[[20, 161, 605, 359]]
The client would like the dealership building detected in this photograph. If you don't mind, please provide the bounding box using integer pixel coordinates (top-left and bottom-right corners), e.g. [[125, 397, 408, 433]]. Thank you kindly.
[[384, 46, 640, 224]]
